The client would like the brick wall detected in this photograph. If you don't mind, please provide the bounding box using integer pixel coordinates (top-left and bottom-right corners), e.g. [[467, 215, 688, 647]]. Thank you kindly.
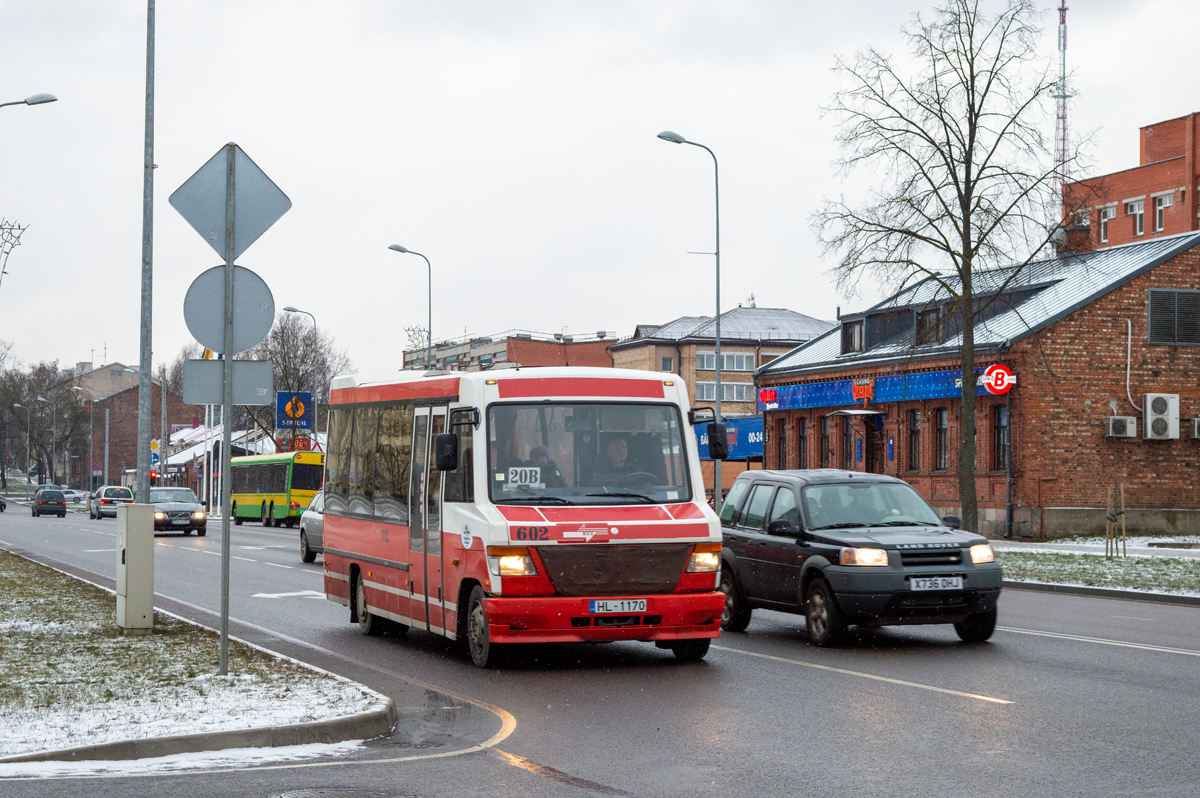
[[79, 385, 202, 488], [505, 338, 614, 368]]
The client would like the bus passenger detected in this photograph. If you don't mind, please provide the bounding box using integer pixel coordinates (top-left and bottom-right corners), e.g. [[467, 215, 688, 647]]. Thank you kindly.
[[529, 445, 567, 488]]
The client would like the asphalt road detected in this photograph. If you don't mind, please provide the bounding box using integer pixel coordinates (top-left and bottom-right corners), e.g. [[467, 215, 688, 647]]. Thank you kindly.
[[2, 507, 1200, 797]]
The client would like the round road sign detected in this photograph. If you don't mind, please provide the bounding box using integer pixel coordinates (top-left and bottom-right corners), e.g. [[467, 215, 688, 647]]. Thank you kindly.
[[183, 264, 275, 354]]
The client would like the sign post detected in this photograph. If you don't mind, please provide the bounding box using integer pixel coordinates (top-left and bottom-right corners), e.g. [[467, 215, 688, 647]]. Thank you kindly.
[[170, 142, 290, 674]]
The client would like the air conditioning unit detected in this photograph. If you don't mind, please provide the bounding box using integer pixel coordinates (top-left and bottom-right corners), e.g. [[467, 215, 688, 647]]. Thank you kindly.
[[1143, 393, 1180, 440], [1105, 416, 1138, 438], [1190, 418, 1200, 440]]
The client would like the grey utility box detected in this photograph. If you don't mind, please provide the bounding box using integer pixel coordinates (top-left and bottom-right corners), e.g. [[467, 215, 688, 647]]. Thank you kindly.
[[116, 503, 155, 633]]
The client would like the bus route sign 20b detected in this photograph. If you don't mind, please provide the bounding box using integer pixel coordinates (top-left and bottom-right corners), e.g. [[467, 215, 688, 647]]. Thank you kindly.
[[276, 391, 313, 430]]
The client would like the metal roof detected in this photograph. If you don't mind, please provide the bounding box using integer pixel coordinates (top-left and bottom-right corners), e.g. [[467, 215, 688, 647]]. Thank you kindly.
[[618, 307, 833, 347], [759, 231, 1200, 378]]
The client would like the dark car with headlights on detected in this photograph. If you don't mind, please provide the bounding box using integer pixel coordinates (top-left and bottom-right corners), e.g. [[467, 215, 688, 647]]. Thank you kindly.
[[717, 470, 1001, 646], [149, 487, 207, 535]]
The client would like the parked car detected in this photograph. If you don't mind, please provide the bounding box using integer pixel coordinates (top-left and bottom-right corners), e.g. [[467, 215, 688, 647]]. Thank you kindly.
[[0, 495, 7, 513], [34, 483, 62, 495], [148, 487, 207, 535], [299, 490, 324, 563], [61, 488, 87, 503], [90, 486, 134, 519], [717, 469, 1002, 646], [32, 489, 67, 518]]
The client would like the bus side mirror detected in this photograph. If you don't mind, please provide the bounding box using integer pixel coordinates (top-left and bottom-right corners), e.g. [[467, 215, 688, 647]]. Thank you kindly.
[[435, 433, 459, 472], [689, 407, 715, 426], [708, 422, 729, 460]]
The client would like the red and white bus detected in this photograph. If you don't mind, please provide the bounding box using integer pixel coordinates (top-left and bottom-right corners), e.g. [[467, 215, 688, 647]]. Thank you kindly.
[[321, 366, 725, 666]]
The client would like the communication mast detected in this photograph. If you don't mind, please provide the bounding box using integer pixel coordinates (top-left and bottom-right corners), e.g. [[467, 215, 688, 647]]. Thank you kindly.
[[1053, 3, 1072, 199]]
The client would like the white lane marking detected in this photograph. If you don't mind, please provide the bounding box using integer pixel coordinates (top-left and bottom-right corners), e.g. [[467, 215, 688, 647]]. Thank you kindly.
[[233, 556, 256, 563], [84, 549, 115, 553], [238, 545, 286, 550], [264, 562, 293, 569], [997, 626, 1200, 657], [1110, 615, 1153, 622], [202, 551, 222, 557], [712, 644, 1013, 705], [250, 590, 326, 599]]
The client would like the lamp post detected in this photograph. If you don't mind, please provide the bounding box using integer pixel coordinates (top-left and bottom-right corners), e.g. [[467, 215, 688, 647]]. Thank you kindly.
[[282, 306, 319, 444], [657, 130, 724, 513], [36, 396, 57, 485], [388, 244, 433, 369], [72, 387, 94, 490], [0, 93, 57, 109], [12, 403, 29, 482]]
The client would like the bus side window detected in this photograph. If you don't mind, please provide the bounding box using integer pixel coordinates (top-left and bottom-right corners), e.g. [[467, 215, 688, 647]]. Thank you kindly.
[[325, 407, 353, 513], [445, 411, 474, 503]]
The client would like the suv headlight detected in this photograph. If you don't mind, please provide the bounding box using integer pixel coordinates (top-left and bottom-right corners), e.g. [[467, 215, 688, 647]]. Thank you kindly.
[[970, 543, 996, 564], [686, 543, 722, 573], [486, 546, 538, 577], [840, 547, 889, 566]]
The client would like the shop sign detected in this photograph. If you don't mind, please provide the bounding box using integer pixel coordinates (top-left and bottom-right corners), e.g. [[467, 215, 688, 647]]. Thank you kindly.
[[851, 378, 875, 405], [759, 366, 995, 412]]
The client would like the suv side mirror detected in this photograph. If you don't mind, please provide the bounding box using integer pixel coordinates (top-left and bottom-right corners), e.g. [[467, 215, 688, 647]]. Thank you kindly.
[[767, 519, 797, 536], [707, 422, 729, 460], [942, 515, 961, 529], [434, 433, 459, 472]]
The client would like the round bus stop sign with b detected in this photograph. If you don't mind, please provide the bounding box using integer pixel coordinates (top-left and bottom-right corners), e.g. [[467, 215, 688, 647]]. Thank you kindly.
[[984, 363, 1016, 395]]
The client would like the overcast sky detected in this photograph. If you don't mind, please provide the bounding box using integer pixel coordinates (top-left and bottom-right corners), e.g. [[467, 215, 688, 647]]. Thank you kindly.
[[1, 0, 1194, 374]]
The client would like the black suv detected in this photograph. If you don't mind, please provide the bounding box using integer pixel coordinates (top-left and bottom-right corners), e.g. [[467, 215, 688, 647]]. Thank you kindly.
[[718, 470, 1002, 645]]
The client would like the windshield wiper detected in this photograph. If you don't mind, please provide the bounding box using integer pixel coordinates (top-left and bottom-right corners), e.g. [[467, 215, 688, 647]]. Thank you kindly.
[[810, 522, 868, 530], [584, 492, 655, 504], [494, 496, 577, 505], [874, 521, 937, 527]]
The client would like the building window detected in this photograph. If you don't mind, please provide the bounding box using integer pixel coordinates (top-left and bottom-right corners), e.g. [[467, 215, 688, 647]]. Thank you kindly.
[[1148, 289, 1200, 345], [916, 308, 941, 345], [934, 409, 949, 470], [841, 321, 864, 354], [908, 409, 921, 471], [1155, 194, 1173, 232], [695, 352, 754, 372], [841, 417, 853, 470], [797, 418, 807, 469], [993, 405, 1010, 471], [820, 417, 830, 468], [695, 382, 755, 402], [1126, 200, 1144, 236], [661, 356, 673, 373], [1098, 205, 1116, 243], [777, 418, 787, 469]]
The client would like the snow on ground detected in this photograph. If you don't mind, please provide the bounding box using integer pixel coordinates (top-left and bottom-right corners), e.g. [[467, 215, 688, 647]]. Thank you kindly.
[[0, 740, 366, 779]]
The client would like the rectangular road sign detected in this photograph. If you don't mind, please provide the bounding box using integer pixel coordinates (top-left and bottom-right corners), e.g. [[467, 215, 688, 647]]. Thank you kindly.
[[182, 359, 274, 406], [276, 391, 313, 430]]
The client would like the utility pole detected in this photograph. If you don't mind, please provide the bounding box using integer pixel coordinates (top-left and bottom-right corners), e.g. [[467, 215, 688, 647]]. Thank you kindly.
[[136, 0, 156, 502]]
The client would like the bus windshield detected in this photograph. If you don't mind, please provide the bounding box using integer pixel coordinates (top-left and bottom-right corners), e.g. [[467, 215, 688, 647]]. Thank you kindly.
[[487, 402, 691, 505]]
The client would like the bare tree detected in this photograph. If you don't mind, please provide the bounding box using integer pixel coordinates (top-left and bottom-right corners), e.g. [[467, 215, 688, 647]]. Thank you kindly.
[[813, 0, 1091, 532], [236, 314, 352, 449]]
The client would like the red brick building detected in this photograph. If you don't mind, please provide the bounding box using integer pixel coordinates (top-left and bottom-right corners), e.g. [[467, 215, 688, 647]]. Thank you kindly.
[[756, 232, 1200, 538], [403, 330, 614, 371], [1066, 112, 1199, 249]]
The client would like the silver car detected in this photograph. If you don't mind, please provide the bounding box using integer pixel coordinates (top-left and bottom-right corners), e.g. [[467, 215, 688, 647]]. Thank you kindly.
[[90, 485, 134, 519], [299, 490, 324, 563]]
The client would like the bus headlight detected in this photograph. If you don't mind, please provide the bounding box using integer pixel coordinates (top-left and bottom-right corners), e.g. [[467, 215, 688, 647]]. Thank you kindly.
[[840, 547, 889, 566], [486, 546, 538, 577], [687, 543, 722, 573], [970, 543, 996, 564]]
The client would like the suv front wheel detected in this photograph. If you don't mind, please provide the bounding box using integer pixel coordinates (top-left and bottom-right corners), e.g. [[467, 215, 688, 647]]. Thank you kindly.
[[954, 608, 998, 643], [718, 572, 752, 632], [805, 579, 846, 647]]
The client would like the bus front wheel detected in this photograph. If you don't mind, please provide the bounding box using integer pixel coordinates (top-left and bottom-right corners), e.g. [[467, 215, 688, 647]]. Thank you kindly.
[[355, 575, 383, 637], [466, 585, 505, 668]]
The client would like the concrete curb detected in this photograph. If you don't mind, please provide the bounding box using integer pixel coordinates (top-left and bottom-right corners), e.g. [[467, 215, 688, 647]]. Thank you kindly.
[[1003, 579, 1200, 607], [0, 698, 397, 764]]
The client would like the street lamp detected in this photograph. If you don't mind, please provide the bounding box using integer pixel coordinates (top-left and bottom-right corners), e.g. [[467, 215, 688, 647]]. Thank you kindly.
[[72, 387, 95, 490], [36, 396, 57, 485], [0, 93, 57, 109], [388, 244, 433, 370], [282, 306, 319, 444], [12, 403, 30, 482], [657, 130, 724, 513]]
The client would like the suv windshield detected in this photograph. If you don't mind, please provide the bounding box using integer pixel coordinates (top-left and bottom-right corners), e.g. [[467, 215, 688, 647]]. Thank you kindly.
[[149, 489, 198, 504], [487, 402, 691, 505], [802, 481, 942, 530]]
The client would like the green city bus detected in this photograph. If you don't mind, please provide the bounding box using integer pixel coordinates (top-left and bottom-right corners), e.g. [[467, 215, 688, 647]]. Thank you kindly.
[[230, 451, 325, 527]]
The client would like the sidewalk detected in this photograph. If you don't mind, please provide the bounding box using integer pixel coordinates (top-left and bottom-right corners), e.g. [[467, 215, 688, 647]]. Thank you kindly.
[[994, 536, 1200, 559]]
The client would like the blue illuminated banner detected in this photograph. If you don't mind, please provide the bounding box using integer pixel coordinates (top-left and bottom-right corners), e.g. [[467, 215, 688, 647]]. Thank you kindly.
[[695, 415, 763, 461], [276, 391, 314, 430], [758, 367, 992, 412]]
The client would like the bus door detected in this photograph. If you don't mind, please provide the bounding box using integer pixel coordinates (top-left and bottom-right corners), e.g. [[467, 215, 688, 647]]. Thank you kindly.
[[409, 405, 448, 634]]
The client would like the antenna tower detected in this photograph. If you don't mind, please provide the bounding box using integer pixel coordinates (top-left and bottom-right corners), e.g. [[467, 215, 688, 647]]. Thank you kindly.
[[1053, 3, 1071, 199]]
